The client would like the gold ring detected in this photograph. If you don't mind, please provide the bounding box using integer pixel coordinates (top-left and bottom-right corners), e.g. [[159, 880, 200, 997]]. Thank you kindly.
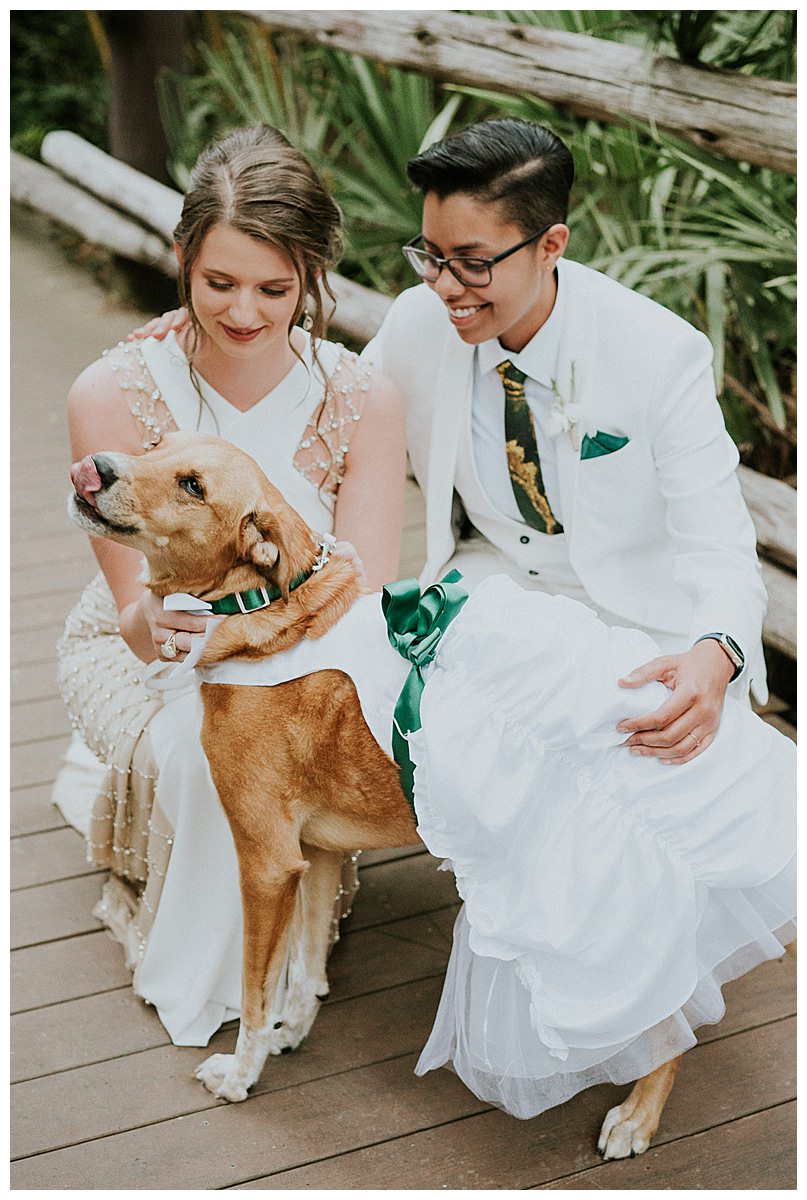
[[688, 732, 701, 747], [161, 633, 178, 660]]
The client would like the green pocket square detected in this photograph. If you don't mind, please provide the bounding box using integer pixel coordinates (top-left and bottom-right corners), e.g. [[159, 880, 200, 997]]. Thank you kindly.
[[580, 431, 630, 460]]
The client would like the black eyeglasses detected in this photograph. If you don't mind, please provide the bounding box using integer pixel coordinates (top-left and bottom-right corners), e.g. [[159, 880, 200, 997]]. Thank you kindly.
[[402, 223, 553, 288]]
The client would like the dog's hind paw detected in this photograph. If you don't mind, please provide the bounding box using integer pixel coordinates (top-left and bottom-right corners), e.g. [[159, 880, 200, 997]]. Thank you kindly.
[[195, 1053, 250, 1102], [597, 1103, 651, 1159]]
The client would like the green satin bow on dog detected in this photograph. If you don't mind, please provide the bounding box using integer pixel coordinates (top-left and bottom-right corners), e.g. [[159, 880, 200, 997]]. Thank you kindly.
[[382, 570, 469, 809]]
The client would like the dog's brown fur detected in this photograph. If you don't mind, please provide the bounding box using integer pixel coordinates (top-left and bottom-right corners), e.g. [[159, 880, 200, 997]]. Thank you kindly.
[[70, 430, 680, 1153]]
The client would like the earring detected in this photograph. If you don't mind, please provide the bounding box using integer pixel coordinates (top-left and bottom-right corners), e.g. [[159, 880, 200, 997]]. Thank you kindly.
[[303, 312, 314, 332]]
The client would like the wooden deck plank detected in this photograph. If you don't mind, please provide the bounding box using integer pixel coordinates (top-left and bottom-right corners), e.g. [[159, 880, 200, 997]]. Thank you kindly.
[[12, 558, 100, 600], [231, 1019, 797, 1191], [11, 737, 70, 790], [11, 875, 105, 950], [10, 660, 64, 704], [345, 853, 460, 932], [544, 1101, 795, 1190], [11, 585, 87, 632], [11, 977, 448, 1158], [10, 528, 89, 569], [11, 987, 165, 1084], [12, 1019, 794, 1190], [11, 696, 72, 744], [11, 1052, 486, 1187], [11, 914, 454, 1081], [11, 827, 95, 890], [11, 783, 67, 838], [11, 931, 133, 1014]]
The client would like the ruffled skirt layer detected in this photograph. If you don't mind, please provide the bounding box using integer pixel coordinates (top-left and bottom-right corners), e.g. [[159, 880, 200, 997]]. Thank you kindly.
[[408, 577, 796, 1118]]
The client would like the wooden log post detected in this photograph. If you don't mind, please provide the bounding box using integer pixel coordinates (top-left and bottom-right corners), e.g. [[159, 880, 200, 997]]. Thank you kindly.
[[41, 132, 183, 241], [243, 9, 796, 174], [10, 151, 178, 278]]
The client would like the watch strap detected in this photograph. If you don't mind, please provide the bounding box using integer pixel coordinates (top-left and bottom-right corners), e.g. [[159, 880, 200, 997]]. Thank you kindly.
[[694, 632, 744, 681]]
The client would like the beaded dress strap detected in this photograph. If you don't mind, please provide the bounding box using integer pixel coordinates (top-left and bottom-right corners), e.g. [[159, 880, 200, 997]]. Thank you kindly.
[[103, 341, 177, 450], [293, 345, 372, 495]]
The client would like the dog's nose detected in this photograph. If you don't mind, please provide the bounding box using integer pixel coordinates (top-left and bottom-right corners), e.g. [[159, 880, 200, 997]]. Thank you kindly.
[[92, 454, 120, 489]]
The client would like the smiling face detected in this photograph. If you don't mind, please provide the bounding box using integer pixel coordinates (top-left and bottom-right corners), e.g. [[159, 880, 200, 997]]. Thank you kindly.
[[421, 192, 568, 353], [186, 224, 302, 370]]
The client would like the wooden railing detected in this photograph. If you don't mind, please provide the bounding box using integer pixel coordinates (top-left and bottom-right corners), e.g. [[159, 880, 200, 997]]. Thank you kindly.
[[10, 132, 795, 659], [243, 9, 796, 174]]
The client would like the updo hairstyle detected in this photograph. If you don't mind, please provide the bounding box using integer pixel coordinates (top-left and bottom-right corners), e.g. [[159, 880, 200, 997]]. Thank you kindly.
[[173, 124, 343, 371]]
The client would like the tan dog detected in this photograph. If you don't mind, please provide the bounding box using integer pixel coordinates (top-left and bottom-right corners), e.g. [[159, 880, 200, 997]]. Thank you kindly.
[[69, 430, 680, 1158]]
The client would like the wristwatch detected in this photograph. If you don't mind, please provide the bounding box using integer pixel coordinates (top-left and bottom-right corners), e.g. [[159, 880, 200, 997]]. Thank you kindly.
[[694, 632, 745, 681]]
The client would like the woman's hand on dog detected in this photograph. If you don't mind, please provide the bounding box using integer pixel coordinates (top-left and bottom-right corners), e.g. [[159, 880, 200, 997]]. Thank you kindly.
[[616, 639, 734, 764], [137, 589, 209, 662], [127, 308, 189, 342]]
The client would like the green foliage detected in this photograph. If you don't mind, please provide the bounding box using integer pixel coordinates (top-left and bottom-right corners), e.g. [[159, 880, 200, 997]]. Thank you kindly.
[[157, 17, 483, 294], [11, 8, 794, 471], [10, 11, 107, 156], [157, 24, 339, 192], [315, 52, 466, 293], [473, 8, 797, 76], [451, 82, 794, 457], [630, 9, 797, 75]]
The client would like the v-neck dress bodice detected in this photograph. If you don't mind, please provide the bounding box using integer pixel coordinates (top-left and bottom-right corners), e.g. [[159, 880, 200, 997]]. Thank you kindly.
[[138, 330, 361, 533]]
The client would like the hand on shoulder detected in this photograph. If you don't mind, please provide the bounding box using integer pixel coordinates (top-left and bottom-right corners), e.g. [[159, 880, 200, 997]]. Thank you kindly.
[[126, 307, 189, 342]]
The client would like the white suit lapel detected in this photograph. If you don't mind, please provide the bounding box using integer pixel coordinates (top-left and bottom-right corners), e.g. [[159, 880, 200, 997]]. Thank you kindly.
[[553, 259, 596, 541], [422, 331, 475, 581]]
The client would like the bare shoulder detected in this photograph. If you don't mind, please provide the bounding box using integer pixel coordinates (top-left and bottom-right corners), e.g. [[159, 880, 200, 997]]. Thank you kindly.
[[67, 347, 144, 457]]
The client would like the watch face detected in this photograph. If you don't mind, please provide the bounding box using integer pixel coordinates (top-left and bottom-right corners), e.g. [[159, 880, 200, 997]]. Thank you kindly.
[[725, 634, 744, 663]]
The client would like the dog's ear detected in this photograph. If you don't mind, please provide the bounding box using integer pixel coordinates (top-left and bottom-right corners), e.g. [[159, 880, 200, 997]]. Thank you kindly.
[[241, 506, 312, 602]]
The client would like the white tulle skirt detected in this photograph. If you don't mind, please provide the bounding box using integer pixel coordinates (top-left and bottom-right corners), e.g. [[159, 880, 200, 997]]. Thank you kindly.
[[408, 576, 796, 1119]]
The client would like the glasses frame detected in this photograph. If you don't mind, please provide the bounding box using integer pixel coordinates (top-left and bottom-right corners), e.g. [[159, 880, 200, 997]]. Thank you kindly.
[[402, 222, 553, 287]]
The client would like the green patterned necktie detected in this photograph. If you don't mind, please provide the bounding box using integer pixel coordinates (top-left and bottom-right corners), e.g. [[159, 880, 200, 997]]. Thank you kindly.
[[497, 360, 563, 535]]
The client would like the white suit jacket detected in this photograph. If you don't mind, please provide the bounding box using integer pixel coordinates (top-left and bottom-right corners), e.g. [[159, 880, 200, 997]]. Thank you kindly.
[[363, 257, 767, 699]]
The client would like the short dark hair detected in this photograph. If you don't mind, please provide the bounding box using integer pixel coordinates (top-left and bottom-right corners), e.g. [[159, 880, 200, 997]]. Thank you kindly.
[[406, 118, 574, 234]]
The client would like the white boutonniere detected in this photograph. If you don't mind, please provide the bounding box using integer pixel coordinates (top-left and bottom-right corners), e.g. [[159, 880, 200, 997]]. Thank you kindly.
[[546, 363, 582, 449]]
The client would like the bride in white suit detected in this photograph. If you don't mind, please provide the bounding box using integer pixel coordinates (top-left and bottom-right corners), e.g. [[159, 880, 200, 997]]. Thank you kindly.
[[364, 119, 767, 726], [361, 119, 791, 1149]]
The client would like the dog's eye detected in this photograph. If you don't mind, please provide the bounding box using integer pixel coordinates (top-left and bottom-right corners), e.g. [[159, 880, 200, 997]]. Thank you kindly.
[[179, 476, 205, 500]]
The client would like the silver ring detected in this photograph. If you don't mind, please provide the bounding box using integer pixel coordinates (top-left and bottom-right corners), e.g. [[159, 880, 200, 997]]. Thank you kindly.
[[161, 633, 178, 660]]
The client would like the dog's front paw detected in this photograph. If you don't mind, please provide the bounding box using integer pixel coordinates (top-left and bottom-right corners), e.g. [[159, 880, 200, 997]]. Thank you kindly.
[[195, 1053, 250, 1102], [597, 1102, 652, 1159], [268, 995, 320, 1055]]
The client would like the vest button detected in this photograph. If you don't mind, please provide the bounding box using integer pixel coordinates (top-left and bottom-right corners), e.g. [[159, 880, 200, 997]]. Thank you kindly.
[[529, 570, 539, 576], [520, 535, 530, 544]]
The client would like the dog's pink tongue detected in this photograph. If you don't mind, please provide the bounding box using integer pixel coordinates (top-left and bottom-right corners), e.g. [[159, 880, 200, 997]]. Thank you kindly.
[[71, 456, 102, 507]]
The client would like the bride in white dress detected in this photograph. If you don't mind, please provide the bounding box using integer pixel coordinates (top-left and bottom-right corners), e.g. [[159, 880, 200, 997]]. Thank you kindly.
[[54, 124, 406, 1045]]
